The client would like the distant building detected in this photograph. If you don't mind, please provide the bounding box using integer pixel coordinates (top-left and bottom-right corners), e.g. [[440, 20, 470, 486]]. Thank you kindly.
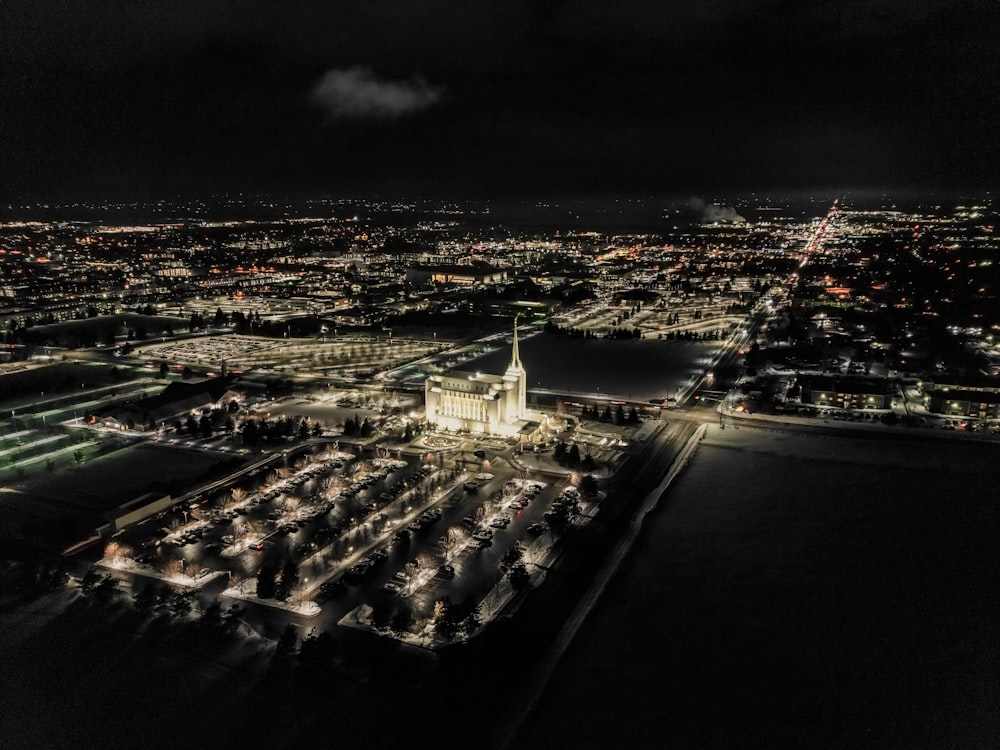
[[799, 375, 890, 410], [470, 298, 559, 320], [425, 322, 528, 436], [97, 376, 240, 431], [926, 388, 1000, 420], [406, 264, 508, 287]]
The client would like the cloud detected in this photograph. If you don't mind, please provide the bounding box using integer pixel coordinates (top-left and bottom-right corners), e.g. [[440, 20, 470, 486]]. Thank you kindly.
[[310, 67, 443, 120], [689, 197, 746, 224]]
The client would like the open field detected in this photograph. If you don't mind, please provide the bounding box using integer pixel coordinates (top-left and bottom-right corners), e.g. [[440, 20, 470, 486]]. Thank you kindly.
[[0, 361, 134, 401], [463, 335, 718, 401], [515, 423, 1000, 749], [4, 442, 246, 529]]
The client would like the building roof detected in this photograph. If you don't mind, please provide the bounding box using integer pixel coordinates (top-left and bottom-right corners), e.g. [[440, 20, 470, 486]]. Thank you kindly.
[[801, 376, 890, 394], [430, 370, 506, 385]]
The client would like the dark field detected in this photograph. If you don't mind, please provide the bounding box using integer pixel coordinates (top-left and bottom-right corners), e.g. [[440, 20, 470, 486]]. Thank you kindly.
[[0, 361, 132, 401], [1, 442, 246, 547], [2, 425, 996, 750], [465, 335, 716, 401], [514, 426, 1000, 749]]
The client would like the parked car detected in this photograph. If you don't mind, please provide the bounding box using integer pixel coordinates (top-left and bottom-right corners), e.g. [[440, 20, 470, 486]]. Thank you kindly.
[[319, 578, 346, 598], [345, 562, 372, 581]]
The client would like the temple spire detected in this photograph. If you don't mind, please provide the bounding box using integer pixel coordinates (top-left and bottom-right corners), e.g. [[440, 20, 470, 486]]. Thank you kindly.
[[510, 314, 521, 369]]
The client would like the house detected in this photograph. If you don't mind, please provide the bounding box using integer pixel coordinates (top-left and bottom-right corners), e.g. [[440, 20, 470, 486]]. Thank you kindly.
[[97, 376, 240, 431]]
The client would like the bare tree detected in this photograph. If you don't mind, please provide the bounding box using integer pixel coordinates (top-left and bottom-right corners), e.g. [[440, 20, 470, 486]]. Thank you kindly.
[[446, 526, 468, 550], [104, 541, 130, 562], [186, 560, 205, 578], [162, 558, 184, 578]]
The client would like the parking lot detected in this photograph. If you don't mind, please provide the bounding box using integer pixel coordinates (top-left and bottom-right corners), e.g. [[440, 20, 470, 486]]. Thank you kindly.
[[136, 334, 441, 379], [102, 437, 601, 643]]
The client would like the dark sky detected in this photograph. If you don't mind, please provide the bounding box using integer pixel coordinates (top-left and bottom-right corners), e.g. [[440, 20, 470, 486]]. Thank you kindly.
[[2, 0, 997, 202]]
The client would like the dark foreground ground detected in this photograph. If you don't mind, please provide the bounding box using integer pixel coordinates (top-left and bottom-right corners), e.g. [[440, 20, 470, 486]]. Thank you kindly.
[[2, 425, 997, 750], [511, 427, 1000, 750]]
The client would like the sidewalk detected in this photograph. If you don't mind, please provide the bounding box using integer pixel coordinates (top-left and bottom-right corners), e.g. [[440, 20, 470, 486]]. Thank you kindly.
[[717, 402, 1000, 442]]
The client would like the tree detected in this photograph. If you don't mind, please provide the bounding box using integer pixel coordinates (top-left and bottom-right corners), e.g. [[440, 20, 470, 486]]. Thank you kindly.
[[274, 623, 298, 662], [169, 591, 193, 616], [276, 559, 299, 600], [93, 575, 119, 603], [222, 603, 243, 631], [433, 598, 457, 638], [200, 599, 223, 628], [391, 605, 414, 635], [403, 423, 414, 442], [553, 442, 567, 463], [242, 420, 259, 446], [229, 487, 246, 507], [298, 630, 337, 675], [370, 600, 394, 630], [579, 474, 599, 498], [601, 404, 612, 422], [133, 584, 160, 612], [501, 544, 523, 569], [158, 361, 168, 378], [257, 564, 277, 599], [508, 562, 530, 589], [567, 444, 581, 467], [79, 569, 100, 594], [185, 414, 199, 436], [199, 414, 213, 438], [615, 404, 625, 424], [457, 599, 482, 635]]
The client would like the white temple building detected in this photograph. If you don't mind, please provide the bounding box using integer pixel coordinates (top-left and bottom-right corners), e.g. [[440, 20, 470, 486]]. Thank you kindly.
[[424, 322, 532, 436]]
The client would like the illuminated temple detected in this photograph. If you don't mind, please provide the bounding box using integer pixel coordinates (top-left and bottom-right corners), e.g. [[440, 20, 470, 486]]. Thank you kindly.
[[424, 322, 528, 436]]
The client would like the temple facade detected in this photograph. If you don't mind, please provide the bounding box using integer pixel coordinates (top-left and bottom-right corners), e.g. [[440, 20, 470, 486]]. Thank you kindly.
[[424, 323, 528, 436]]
